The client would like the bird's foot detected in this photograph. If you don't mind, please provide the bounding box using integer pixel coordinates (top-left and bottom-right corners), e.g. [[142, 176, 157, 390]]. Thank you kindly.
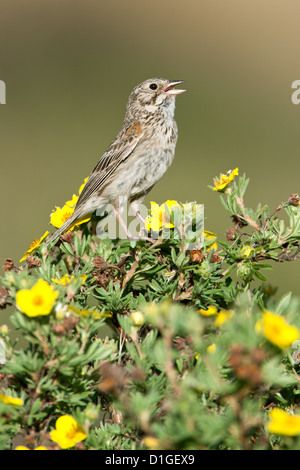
[[127, 228, 156, 243]]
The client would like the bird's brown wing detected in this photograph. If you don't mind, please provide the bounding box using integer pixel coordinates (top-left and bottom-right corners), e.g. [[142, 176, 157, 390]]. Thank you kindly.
[[76, 122, 143, 209]]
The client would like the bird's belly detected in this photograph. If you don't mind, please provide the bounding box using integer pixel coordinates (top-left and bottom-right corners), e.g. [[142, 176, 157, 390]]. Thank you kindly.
[[105, 147, 175, 202]]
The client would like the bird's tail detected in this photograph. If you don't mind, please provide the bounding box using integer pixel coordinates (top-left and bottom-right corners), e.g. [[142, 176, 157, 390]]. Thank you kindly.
[[47, 211, 79, 246]]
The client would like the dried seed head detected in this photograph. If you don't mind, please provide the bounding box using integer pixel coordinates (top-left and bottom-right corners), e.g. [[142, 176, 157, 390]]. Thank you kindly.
[[26, 256, 41, 269], [98, 362, 128, 394], [60, 231, 74, 244], [2, 258, 19, 273], [190, 250, 204, 264], [228, 344, 265, 388], [288, 193, 300, 206], [232, 215, 247, 228], [226, 227, 238, 241], [0, 287, 10, 310]]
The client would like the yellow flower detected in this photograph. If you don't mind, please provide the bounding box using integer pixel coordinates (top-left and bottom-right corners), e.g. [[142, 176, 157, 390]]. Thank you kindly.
[[213, 168, 239, 192], [78, 177, 89, 195], [50, 415, 87, 449], [267, 408, 300, 436], [203, 230, 218, 251], [15, 446, 48, 450], [51, 274, 87, 286], [207, 343, 216, 354], [16, 279, 58, 317], [198, 305, 218, 317], [65, 305, 110, 319], [50, 204, 75, 229], [255, 311, 299, 350], [66, 177, 88, 206], [143, 436, 160, 450], [50, 177, 90, 229], [50, 205, 90, 230], [215, 309, 234, 327], [0, 393, 23, 407], [240, 245, 253, 258], [19, 231, 49, 262], [145, 200, 181, 232], [65, 193, 79, 208]]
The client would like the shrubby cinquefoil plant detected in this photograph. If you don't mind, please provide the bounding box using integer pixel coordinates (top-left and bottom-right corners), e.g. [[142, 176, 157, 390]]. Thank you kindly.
[[1, 170, 300, 450]]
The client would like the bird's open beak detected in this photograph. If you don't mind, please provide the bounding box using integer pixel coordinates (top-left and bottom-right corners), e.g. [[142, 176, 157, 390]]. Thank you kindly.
[[164, 80, 186, 95]]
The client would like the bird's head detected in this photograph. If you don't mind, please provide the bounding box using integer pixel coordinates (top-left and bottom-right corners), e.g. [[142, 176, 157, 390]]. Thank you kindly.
[[125, 78, 186, 121]]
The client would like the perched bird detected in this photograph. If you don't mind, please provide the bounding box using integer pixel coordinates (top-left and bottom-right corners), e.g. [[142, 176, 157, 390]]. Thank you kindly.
[[47, 78, 186, 245]]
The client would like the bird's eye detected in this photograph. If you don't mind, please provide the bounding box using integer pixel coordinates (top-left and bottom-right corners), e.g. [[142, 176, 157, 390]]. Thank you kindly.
[[149, 83, 158, 90]]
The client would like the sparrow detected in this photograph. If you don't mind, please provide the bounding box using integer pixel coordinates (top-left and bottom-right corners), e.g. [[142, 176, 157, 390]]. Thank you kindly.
[[47, 78, 186, 245]]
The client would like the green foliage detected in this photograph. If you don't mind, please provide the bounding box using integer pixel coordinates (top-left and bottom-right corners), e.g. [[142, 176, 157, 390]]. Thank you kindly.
[[0, 173, 300, 450]]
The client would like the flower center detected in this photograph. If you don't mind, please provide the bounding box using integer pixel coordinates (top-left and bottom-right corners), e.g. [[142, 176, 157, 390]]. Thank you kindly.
[[65, 424, 77, 440], [270, 325, 281, 336], [29, 239, 39, 250], [62, 212, 72, 224], [32, 295, 44, 306]]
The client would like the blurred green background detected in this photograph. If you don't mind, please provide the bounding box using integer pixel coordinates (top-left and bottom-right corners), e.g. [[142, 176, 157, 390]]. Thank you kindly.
[[0, 0, 299, 303]]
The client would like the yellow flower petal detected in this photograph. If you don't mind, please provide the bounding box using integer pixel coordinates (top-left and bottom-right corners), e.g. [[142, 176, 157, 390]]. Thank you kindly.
[[51, 274, 87, 286], [213, 168, 239, 192], [144, 215, 152, 232], [204, 230, 217, 239], [198, 305, 218, 317], [65, 194, 79, 208], [207, 343, 216, 354], [268, 408, 300, 436], [15, 446, 48, 450], [50, 205, 91, 230], [162, 201, 180, 228], [16, 279, 58, 317], [78, 177, 89, 195], [0, 393, 23, 406], [50, 205, 75, 229], [143, 436, 160, 450], [50, 415, 87, 449], [147, 202, 162, 231], [145, 200, 180, 232], [164, 200, 181, 210], [215, 309, 234, 327], [255, 311, 299, 350], [50, 176, 90, 230], [19, 231, 49, 262], [240, 245, 253, 258], [67, 305, 109, 319], [203, 230, 218, 251]]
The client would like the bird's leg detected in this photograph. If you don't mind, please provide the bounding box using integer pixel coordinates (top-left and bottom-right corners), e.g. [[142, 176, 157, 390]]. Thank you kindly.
[[129, 201, 156, 242], [130, 201, 146, 225], [113, 206, 154, 242], [135, 210, 146, 225], [130, 201, 148, 239], [113, 208, 135, 240]]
